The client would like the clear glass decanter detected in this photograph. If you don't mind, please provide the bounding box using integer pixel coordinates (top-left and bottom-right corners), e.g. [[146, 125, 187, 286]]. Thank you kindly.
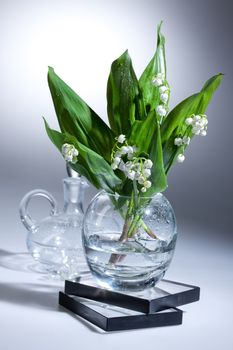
[[19, 176, 89, 279]]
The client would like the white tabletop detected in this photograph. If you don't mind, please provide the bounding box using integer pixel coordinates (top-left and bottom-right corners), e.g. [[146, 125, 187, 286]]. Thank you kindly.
[[1, 212, 232, 350]]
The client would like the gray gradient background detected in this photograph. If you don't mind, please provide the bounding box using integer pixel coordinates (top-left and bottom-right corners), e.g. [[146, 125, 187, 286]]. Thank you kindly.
[[0, 0, 233, 349]]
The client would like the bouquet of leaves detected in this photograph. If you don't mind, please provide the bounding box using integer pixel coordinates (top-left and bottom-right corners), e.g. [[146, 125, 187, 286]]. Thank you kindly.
[[44, 23, 222, 241]]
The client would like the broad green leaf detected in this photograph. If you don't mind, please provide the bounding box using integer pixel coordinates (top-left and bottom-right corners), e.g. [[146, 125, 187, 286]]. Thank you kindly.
[[118, 179, 133, 198], [107, 50, 145, 135], [139, 22, 167, 113], [44, 119, 122, 193], [47, 67, 114, 162], [44, 118, 97, 185], [127, 110, 167, 195], [128, 110, 158, 154], [142, 117, 167, 196], [162, 128, 182, 173], [161, 74, 223, 142], [161, 73, 223, 172]]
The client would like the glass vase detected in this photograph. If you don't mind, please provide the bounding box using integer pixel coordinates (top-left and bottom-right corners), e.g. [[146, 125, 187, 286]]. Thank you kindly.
[[83, 191, 177, 291]]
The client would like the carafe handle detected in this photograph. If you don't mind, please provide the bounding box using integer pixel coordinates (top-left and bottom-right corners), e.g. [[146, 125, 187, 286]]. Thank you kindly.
[[19, 189, 58, 231]]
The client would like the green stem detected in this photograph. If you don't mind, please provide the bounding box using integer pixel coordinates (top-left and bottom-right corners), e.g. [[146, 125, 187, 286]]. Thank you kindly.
[[127, 214, 141, 237], [108, 191, 158, 241], [115, 192, 134, 242], [140, 219, 158, 239]]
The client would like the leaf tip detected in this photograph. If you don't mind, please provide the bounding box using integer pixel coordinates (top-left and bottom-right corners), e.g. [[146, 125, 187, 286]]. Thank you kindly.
[[158, 20, 163, 31], [47, 67, 55, 80], [157, 21, 165, 46], [42, 117, 49, 129], [112, 49, 131, 66], [122, 49, 130, 59]]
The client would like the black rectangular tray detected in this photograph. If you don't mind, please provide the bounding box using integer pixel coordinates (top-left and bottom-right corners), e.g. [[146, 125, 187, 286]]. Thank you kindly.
[[59, 292, 183, 332], [65, 277, 200, 314]]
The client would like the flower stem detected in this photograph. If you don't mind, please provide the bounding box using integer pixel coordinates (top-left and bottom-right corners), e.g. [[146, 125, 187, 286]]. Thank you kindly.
[[140, 219, 158, 239], [108, 191, 158, 265]]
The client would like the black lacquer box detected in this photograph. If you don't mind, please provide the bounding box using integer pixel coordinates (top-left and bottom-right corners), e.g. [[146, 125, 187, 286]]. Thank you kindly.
[[59, 292, 183, 331], [64, 277, 200, 314]]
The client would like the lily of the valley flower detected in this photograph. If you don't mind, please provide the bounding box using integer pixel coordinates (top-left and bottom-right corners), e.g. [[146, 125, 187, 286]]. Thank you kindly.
[[156, 105, 167, 117], [183, 136, 191, 145], [174, 137, 183, 146], [175, 114, 208, 164], [152, 73, 164, 87], [174, 136, 190, 146], [151, 74, 170, 120], [141, 187, 147, 193], [185, 117, 193, 125], [185, 114, 208, 136], [111, 136, 153, 193], [144, 180, 152, 189], [160, 92, 169, 103], [177, 154, 185, 163], [117, 134, 126, 143], [62, 143, 79, 164], [144, 159, 153, 169]]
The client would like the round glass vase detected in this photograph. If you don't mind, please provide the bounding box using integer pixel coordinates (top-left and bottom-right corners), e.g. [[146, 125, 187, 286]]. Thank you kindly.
[[83, 191, 177, 292]]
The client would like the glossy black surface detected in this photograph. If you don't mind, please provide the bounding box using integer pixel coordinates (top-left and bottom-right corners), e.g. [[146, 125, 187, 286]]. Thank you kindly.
[[59, 292, 183, 331], [64, 278, 200, 313]]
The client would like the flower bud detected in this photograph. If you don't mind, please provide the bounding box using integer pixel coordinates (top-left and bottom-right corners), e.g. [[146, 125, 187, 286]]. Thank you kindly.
[[138, 176, 145, 185], [160, 92, 169, 103], [159, 85, 168, 93], [142, 168, 151, 178], [156, 105, 167, 117], [144, 180, 152, 188], [117, 134, 126, 143], [62, 143, 79, 164], [200, 130, 207, 136], [111, 163, 118, 170], [185, 117, 193, 126], [144, 159, 153, 169], [118, 161, 126, 171], [193, 115, 201, 122], [127, 170, 136, 180], [182, 136, 190, 145], [177, 154, 185, 163], [174, 138, 183, 146], [152, 77, 163, 86], [121, 146, 128, 154]]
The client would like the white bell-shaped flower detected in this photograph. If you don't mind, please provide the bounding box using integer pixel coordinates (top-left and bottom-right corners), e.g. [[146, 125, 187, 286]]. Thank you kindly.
[[156, 105, 167, 117], [62, 143, 79, 164], [117, 134, 126, 143], [177, 154, 185, 163]]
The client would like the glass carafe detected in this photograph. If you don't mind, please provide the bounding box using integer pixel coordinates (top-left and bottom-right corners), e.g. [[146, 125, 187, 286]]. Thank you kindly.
[[19, 177, 89, 279]]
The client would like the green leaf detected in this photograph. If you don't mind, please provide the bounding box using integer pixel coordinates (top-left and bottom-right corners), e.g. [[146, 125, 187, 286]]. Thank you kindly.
[[161, 73, 223, 172], [47, 67, 114, 162], [161, 74, 223, 142], [139, 22, 167, 113], [162, 128, 182, 174], [142, 117, 167, 196], [44, 118, 122, 193], [107, 50, 145, 135], [127, 110, 167, 195], [128, 110, 158, 154]]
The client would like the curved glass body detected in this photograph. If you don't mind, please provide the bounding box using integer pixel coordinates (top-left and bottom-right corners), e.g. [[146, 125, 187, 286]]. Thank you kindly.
[[83, 191, 177, 291], [19, 177, 88, 279]]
